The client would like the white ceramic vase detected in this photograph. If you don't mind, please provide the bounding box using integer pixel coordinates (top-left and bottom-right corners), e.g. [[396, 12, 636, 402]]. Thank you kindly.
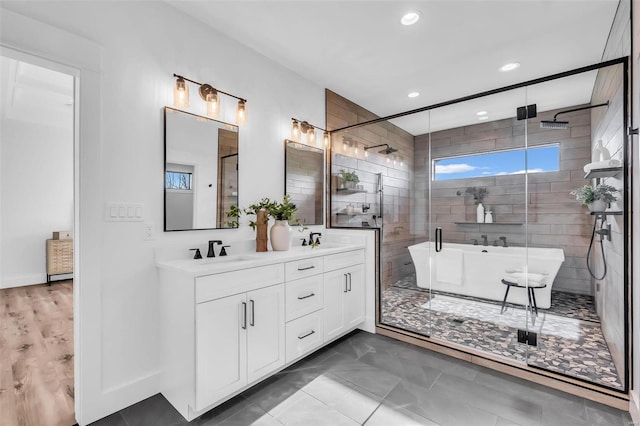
[[588, 199, 607, 212], [270, 220, 292, 251], [476, 203, 485, 223]]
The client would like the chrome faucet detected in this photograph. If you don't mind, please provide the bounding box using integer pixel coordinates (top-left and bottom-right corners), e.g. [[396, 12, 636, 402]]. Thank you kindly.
[[481, 235, 489, 246], [499, 236, 508, 247]]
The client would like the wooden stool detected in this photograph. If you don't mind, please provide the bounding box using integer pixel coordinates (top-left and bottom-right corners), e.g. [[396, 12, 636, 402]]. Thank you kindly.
[[500, 278, 547, 315]]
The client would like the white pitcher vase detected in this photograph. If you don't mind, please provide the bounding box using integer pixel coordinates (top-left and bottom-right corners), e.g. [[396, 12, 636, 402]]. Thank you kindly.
[[476, 203, 485, 223], [270, 220, 292, 251]]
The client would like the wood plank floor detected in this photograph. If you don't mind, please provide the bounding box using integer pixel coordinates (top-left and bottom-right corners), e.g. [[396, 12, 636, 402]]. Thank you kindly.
[[0, 280, 75, 426]]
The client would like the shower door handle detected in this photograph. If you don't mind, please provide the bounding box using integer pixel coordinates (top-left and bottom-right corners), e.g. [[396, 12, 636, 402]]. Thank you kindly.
[[435, 227, 443, 253]]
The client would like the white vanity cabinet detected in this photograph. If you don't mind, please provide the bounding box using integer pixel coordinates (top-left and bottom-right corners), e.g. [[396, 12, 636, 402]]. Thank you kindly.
[[195, 283, 284, 410], [323, 250, 365, 341], [157, 245, 366, 421]]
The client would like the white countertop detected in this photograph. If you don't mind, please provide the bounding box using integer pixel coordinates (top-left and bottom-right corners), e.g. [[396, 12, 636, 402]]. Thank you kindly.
[[155, 243, 365, 277]]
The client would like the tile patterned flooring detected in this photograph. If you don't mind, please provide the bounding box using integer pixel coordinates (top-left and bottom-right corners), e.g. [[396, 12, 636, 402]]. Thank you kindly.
[[382, 275, 623, 390], [89, 331, 632, 426]]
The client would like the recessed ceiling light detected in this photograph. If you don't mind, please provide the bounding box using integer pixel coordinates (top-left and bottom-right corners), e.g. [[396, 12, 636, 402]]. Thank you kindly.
[[401, 11, 421, 26], [499, 62, 520, 72], [478, 116, 489, 121], [408, 91, 420, 98], [476, 111, 488, 116]]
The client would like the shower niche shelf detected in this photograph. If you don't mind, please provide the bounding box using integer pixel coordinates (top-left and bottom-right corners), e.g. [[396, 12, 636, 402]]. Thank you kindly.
[[335, 188, 369, 195], [454, 222, 523, 225], [584, 166, 622, 179], [336, 212, 379, 217]]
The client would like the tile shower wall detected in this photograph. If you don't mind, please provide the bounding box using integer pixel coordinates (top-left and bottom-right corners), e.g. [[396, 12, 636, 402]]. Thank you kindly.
[[286, 144, 323, 225], [414, 107, 593, 295], [326, 90, 415, 290], [590, 0, 630, 382]]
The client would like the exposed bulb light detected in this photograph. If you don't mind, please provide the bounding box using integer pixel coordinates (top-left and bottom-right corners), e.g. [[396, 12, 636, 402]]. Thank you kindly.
[[499, 62, 520, 72], [364, 149, 369, 158], [400, 157, 404, 167], [476, 111, 488, 116], [173, 76, 189, 108], [408, 92, 420, 98], [323, 131, 330, 147], [291, 119, 300, 139], [393, 156, 397, 166], [236, 100, 247, 125], [308, 127, 316, 144], [205, 92, 219, 118], [386, 156, 391, 164], [401, 11, 421, 26], [343, 140, 348, 152], [354, 144, 359, 155]]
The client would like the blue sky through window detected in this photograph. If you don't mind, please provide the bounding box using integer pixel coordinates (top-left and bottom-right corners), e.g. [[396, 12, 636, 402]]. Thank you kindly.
[[433, 145, 559, 181]]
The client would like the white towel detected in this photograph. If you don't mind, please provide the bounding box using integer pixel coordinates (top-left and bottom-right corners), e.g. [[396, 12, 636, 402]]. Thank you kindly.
[[504, 272, 548, 287], [583, 159, 620, 173], [435, 248, 463, 286]]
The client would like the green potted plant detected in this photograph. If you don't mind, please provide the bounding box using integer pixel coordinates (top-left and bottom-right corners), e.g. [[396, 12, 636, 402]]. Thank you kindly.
[[338, 169, 359, 190], [225, 195, 302, 252], [570, 184, 618, 212], [457, 186, 489, 223]]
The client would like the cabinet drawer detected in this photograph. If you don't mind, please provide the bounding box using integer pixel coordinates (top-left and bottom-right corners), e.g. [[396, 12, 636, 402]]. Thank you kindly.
[[323, 249, 365, 272], [285, 310, 324, 364], [196, 264, 284, 303], [285, 256, 323, 281], [285, 275, 323, 322]]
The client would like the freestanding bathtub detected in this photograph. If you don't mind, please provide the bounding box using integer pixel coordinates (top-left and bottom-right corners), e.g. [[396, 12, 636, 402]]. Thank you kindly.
[[407, 242, 565, 309]]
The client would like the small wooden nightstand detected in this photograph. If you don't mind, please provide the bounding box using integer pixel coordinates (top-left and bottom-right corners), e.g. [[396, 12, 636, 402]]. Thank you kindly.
[[46, 239, 73, 284]]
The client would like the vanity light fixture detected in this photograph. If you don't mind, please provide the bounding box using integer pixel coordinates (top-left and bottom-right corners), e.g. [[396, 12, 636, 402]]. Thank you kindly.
[[172, 73, 248, 125], [291, 117, 329, 147], [173, 76, 189, 108]]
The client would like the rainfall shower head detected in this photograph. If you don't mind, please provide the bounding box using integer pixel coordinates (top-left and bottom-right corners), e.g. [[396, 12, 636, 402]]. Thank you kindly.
[[540, 120, 569, 129], [365, 143, 398, 156], [539, 101, 609, 130], [379, 146, 398, 155]]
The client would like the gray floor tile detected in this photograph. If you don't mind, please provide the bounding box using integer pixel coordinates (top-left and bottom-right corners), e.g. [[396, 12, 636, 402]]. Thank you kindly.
[[195, 397, 266, 425], [319, 355, 402, 398], [432, 372, 542, 426], [119, 394, 188, 426], [358, 350, 442, 389], [496, 418, 522, 426], [302, 372, 383, 424], [364, 401, 440, 426], [394, 345, 481, 382], [88, 412, 128, 426], [331, 330, 410, 360], [385, 379, 499, 426], [215, 402, 283, 426], [584, 401, 632, 426], [268, 391, 360, 426]]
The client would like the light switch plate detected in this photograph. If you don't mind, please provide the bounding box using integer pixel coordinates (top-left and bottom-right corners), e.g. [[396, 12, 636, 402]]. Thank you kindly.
[[105, 203, 144, 222]]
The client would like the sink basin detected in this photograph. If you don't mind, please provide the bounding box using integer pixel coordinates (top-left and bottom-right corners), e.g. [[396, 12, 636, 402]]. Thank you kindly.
[[293, 243, 344, 251], [196, 255, 257, 264]]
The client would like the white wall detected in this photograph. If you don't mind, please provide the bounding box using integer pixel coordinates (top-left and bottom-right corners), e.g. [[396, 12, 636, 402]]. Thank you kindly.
[[1, 2, 326, 424], [0, 98, 74, 288]]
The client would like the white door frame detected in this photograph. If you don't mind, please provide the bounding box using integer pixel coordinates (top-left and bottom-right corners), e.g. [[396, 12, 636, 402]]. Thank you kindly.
[[1, 9, 103, 425]]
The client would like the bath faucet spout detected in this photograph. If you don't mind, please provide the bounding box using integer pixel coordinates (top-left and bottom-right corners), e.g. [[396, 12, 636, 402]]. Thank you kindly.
[[481, 235, 489, 246]]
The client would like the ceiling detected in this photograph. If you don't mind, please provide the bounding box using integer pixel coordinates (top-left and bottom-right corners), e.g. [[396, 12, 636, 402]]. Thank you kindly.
[[0, 56, 74, 128], [169, 1, 619, 135]]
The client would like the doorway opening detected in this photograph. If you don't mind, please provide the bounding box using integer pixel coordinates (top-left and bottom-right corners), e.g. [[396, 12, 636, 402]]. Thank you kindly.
[[0, 52, 77, 426]]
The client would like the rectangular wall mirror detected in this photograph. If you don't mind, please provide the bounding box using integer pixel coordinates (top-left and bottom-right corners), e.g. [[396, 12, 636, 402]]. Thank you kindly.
[[164, 107, 239, 231], [285, 140, 324, 226]]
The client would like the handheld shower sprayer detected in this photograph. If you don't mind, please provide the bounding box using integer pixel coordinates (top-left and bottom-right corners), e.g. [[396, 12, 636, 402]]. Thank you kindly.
[[540, 101, 609, 129], [587, 215, 610, 280]]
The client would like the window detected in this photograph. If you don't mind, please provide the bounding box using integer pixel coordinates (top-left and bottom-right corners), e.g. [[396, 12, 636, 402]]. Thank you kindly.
[[432, 144, 559, 181], [165, 171, 192, 190]]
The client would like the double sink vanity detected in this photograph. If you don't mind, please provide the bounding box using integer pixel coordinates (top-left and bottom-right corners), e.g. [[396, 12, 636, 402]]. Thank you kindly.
[[156, 243, 366, 421]]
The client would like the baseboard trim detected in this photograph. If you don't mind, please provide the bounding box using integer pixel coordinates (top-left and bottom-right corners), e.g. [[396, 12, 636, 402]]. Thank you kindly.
[[1, 273, 46, 289]]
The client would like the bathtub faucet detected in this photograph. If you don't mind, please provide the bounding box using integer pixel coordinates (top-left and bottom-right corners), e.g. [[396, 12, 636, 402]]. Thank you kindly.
[[481, 235, 489, 246], [499, 236, 508, 247], [470, 238, 478, 246]]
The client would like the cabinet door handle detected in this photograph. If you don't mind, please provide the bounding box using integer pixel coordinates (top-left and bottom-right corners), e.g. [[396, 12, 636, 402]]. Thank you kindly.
[[241, 302, 247, 330], [343, 274, 348, 293], [348, 273, 352, 292], [249, 299, 255, 327], [297, 265, 315, 271], [297, 293, 315, 300], [298, 330, 315, 340]]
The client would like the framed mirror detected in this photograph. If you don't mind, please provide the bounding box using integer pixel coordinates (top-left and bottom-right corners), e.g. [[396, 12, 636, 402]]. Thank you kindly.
[[285, 140, 324, 225], [164, 107, 238, 231]]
